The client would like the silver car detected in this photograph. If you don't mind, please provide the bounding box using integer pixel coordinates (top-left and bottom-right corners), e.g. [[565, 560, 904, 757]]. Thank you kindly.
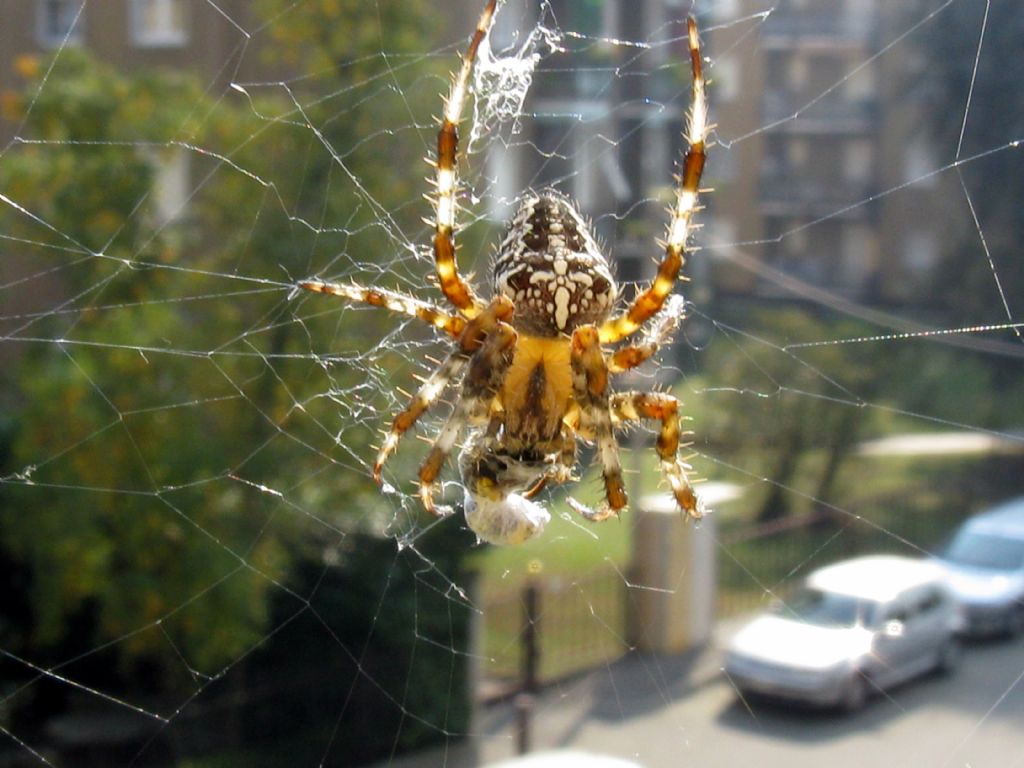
[[724, 555, 963, 711], [936, 496, 1024, 637]]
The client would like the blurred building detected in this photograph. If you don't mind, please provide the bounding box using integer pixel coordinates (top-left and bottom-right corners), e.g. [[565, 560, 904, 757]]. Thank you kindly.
[[490, 0, 943, 309], [1, 0, 944, 308], [711, 0, 942, 306]]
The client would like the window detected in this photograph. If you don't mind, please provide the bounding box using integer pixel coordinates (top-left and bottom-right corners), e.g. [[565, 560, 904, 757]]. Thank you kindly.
[[916, 589, 944, 615], [708, 218, 736, 249], [715, 56, 740, 104], [843, 139, 873, 184], [943, 531, 1024, 571], [144, 147, 191, 225], [787, 55, 809, 91], [709, 0, 740, 21], [843, 67, 875, 101], [786, 137, 809, 171], [844, 0, 875, 36], [532, 121, 571, 190], [37, 0, 84, 47], [904, 231, 938, 274], [130, 0, 189, 47], [904, 138, 938, 187], [550, 0, 611, 38], [712, 141, 738, 182], [773, 587, 879, 628], [840, 224, 873, 288]]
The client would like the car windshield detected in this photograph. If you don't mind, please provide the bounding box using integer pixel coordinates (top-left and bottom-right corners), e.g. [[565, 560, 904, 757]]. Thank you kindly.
[[942, 530, 1024, 571], [773, 587, 878, 628]]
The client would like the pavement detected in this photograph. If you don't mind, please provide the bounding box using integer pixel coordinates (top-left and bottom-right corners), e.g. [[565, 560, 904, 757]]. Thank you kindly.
[[376, 618, 1024, 767], [376, 621, 734, 768]]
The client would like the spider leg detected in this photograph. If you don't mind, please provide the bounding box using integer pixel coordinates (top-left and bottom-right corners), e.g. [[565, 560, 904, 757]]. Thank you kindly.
[[608, 294, 687, 374], [374, 296, 513, 483], [418, 321, 517, 514], [521, 475, 548, 500], [599, 17, 708, 344], [374, 350, 467, 484], [570, 326, 627, 522], [300, 280, 467, 338], [609, 391, 704, 520], [431, 0, 498, 317]]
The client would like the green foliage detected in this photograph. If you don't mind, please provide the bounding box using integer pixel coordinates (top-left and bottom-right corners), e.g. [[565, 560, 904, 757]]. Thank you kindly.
[[250, 0, 445, 244], [703, 308, 882, 521], [702, 303, 1024, 524], [255, 0, 434, 76], [0, 8, 484, 761], [0, 0, 455, 688], [2, 49, 201, 258], [0, 49, 298, 677]]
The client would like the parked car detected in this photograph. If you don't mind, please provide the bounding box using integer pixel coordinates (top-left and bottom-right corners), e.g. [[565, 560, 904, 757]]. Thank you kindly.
[[724, 555, 963, 711], [935, 496, 1024, 637]]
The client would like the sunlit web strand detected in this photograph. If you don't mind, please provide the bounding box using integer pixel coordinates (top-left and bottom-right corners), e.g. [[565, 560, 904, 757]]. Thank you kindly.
[[783, 321, 1024, 351]]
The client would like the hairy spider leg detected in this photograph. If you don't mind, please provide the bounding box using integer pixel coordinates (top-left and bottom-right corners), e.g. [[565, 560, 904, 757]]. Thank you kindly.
[[569, 326, 627, 521], [419, 321, 517, 514], [610, 391, 704, 520], [599, 17, 708, 344], [607, 294, 687, 374], [431, 0, 499, 317], [299, 280, 467, 338], [374, 296, 514, 484], [374, 352, 467, 484]]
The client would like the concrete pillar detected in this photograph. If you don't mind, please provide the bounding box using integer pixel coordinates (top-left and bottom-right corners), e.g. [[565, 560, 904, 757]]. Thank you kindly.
[[628, 493, 716, 654]]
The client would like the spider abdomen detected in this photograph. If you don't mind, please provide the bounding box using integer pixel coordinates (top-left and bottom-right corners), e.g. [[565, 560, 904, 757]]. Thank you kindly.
[[493, 191, 617, 337]]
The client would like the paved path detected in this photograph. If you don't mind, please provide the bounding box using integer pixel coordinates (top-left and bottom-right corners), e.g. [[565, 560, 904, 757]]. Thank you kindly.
[[381, 625, 1024, 768]]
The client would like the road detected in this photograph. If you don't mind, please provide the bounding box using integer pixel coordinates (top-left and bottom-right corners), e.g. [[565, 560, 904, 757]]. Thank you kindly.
[[471, 635, 1024, 768]]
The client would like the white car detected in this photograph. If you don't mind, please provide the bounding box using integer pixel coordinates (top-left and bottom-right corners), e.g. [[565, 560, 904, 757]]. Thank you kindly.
[[724, 555, 963, 711], [936, 496, 1024, 637]]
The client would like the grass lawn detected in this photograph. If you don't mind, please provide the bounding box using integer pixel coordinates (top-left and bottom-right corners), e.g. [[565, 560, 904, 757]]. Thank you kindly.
[[468, 493, 633, 599]]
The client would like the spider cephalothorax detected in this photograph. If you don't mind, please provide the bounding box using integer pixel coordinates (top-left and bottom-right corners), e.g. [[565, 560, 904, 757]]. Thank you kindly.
[[300, 1, 708, 545]]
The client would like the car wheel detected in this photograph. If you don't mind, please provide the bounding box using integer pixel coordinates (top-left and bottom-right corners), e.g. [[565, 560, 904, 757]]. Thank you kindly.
[[841, 673, 868, 712], [935, 637, 962, 675]]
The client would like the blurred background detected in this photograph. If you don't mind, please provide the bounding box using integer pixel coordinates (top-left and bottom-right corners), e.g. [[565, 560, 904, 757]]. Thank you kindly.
[[1, 0, 1023, 766]]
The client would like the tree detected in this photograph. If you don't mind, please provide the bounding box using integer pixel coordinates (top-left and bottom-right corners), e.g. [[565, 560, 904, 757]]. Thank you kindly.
[[1, 4, 478, 761], [0, 48, 291, 679], [703, 309, 880, 522], [0, 0, 447, 678]]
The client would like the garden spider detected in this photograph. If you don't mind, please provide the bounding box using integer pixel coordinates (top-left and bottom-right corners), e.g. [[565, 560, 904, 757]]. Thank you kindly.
[[301, 0, 708, 545]]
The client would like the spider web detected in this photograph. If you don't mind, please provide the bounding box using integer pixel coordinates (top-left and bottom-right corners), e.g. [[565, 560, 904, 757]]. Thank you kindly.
[[1, 0, 1023, 766]]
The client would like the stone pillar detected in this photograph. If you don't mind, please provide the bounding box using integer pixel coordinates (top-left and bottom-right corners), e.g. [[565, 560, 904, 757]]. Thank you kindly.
[[628, 493, 716, 653]]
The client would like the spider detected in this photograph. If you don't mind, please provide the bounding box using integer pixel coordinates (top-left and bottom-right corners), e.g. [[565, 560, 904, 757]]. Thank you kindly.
[[300, 0, 709, 545]]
